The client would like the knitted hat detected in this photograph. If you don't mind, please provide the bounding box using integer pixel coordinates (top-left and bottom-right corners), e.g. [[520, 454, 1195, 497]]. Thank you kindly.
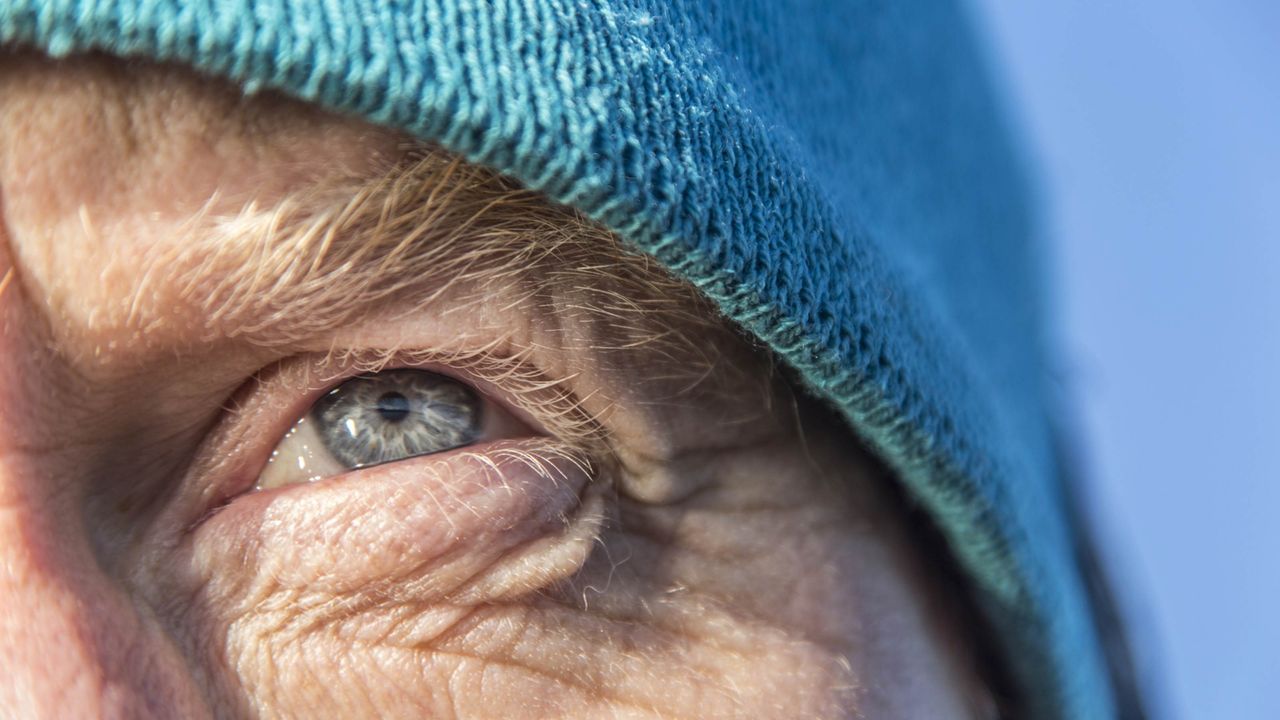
[[1, 2, 1118, 716]]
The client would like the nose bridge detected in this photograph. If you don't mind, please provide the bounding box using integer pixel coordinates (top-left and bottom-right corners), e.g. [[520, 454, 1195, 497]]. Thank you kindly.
[[0, 255, 209, 719], [0, 226, 113, 717], [0, 451, 213, 718], [0, 477, 126, 717]]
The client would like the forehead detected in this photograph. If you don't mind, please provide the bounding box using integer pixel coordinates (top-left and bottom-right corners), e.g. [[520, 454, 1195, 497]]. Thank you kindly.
[[0, 54, 409, 341], [0, 53, 408, 211], [0, 53, 733, 402]]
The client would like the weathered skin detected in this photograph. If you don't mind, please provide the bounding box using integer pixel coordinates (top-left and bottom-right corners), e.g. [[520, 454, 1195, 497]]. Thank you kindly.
[[0, 54, 994, 719]]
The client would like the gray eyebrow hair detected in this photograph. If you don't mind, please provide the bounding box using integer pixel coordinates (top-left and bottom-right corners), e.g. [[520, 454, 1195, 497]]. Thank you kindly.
[[142, 151, 715, 352], [140, 149, 755, 446]]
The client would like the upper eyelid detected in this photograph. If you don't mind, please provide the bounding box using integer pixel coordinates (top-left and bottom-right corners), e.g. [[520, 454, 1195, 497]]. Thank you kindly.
[[177, 345, 609, 520], [277, 346, 608, 457]]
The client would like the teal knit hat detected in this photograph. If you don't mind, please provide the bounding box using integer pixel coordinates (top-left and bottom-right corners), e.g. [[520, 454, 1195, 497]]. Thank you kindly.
[[1, 2, 1119, 716]]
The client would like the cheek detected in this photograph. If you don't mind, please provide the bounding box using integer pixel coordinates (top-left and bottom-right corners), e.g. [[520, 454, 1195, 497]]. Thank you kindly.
[[138, 440, 865, 718], [145, 439, 606, 715], [126, 414, 979, 720]]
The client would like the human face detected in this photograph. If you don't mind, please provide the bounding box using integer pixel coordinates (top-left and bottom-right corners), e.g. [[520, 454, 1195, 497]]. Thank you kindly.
[[0, 54, 996, 719]]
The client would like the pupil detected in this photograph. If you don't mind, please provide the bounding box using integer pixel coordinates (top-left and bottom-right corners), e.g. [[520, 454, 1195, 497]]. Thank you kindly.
[[375, 391, 412, 423]]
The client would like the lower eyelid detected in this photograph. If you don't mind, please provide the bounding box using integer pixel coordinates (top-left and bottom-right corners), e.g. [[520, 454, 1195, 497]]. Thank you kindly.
[[191, 438, 598, 598]]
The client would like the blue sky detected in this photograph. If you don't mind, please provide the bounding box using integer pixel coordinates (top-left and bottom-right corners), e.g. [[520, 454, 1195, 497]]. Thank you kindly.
[[968, 2, 1280, 718]]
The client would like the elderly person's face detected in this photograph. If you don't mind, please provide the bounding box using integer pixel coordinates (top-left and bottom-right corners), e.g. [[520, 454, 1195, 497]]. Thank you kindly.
[[0, 55, 995, 719]]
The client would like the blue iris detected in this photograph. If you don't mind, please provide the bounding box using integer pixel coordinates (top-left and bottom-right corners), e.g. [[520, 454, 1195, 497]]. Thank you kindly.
[[310, 369, 482, 468]]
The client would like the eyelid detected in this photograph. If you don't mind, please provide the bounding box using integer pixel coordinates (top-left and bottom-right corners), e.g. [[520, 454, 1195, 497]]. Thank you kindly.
[[332, 352, 602, 449], [188, 436, 603, 598], [256, 379, 526, 490], [195, 348, 606, 511]]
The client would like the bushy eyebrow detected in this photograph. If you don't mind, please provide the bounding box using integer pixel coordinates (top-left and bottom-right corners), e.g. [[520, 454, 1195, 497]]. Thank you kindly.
[[146, 150, 759, 454], [144, 151, 714, 354]]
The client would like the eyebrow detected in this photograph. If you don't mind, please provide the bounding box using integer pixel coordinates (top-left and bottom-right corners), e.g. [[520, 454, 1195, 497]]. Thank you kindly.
[[144, 151, 707, 352]]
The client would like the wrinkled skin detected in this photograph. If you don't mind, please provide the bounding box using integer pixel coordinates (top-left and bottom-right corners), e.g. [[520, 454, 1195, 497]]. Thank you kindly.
[[0, 55, 994, 719]]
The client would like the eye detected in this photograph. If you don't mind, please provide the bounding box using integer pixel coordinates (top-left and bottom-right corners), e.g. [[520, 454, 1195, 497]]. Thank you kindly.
[[257, 368, 530, 490]]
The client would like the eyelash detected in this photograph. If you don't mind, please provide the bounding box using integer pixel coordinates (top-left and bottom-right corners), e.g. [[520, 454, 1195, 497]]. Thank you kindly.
[[212, 348, 606, 503], [396, 353, 604, 450]]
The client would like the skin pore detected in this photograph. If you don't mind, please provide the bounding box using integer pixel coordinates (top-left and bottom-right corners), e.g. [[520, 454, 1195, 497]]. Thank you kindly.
[[0, 54, 997, 719]]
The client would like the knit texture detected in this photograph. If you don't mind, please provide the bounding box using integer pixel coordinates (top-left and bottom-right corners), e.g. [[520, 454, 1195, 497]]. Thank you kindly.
[[1, 2, 1115, 717]]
